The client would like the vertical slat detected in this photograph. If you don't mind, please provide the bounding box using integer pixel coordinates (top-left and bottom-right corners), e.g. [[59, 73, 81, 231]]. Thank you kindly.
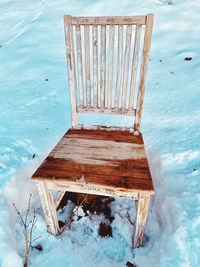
[[129, 24, 142, 109], [64, 15, 79, 127], [121, 25, 132, 110], [114, 25, 123, 108], [100, 25, 106, 108], [134, 14, 154, 132], [93, 25, 98, 108], [107, 25, 115, 109], [84, 25, 91, 107], [76, 25, 84, 107]]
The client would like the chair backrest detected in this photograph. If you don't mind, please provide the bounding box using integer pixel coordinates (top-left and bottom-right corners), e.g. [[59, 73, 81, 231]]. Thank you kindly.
[[64, 14, 154, 132]]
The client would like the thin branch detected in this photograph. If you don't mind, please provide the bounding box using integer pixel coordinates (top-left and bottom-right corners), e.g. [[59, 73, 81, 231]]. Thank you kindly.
[[26, 221, 32, 228], [13, 202, 25, 226], [127, 212, 134, 226], [28, 209, 36, 252], [31, 235, 41, 244], [68, 194, 88, 230], [13, 194, 41, 267], [59, 225, 67, 235], [25, 194, 32, 226]]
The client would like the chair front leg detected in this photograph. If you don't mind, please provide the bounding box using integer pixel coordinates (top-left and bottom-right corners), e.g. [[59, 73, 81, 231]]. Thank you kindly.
[[132, 193, 150, 248], [36, 180, 60, 236]]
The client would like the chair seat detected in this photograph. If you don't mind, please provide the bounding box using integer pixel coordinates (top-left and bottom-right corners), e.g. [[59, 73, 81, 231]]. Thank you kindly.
[[32, 126, 154, 198]]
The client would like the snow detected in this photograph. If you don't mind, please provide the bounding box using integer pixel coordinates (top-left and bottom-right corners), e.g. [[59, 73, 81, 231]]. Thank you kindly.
[[1, 0, 200, 266]]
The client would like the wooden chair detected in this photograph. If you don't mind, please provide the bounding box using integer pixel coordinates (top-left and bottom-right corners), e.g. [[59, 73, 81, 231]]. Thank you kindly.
[[32, 14, 154, 248]]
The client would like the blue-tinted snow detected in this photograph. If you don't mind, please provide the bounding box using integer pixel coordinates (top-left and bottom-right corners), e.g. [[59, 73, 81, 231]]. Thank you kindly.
[[0, 0, 200, 266]]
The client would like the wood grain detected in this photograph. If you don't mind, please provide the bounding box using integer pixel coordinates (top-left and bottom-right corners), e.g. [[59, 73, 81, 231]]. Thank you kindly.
[[107, 25, 115, 108], [64, 16, 79, 126], [115, 25, 123, 108], [134, 14, 154, 131], [54, 191, 65, 210], [75, 25, 84, 107], [36, 181, 60, 235], [70, 16, 146, 25], [129, 24, 142, 109], [84, 25, 91, 107], [100, 25, 106, 108], [47, 180, 139, 200], [93, 25, 98, 107], [133, 193, 150, 248], [77, 106, 136, 116], [121, 25, 132, 110], [32, 128, 154, 194]]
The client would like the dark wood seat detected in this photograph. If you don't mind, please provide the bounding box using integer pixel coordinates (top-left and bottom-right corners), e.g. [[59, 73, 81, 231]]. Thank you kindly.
[[32, 127, 154, 199], [32, 126, 154, 197]]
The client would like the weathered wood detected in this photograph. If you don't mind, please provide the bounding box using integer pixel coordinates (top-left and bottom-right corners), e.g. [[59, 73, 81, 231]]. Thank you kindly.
[[35, 180, 60, 235], [107, 25, 115, 108], [70, 16, 146, 25], [115, 25, 123, 108], [75, 25, 84, 107], [132, 193, 150, 248], [129, 24, 142, 109], [51, 140, 145, 164], [64, 15, 79, 126], [93, 25, 98, 107], [54, 191, 65, 210], [48, 180, 139, 200], [34, 15, 155, 249], [134, 14, 154, 131], [77, 106, 136, 116], [66, 126, 143, 143], [100, 25, 106, 108], [84, 25, 91, 107], [32, 128, 154, 194], [64, 14, 154, 121], [121, 25, 132, 109]]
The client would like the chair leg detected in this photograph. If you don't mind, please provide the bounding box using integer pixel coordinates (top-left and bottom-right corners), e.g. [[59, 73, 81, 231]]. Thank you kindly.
[[132, 193, 150, 248], [35, 180, 60, 236], [54, 191, 65, 210]]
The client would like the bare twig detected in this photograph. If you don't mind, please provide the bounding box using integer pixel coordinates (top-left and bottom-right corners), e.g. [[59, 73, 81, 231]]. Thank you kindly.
[[68, 194, 88, 230], [31, 235, 41, 244], [13, 202, 25, 225], [13, 194, 41, 267], [127, 212, 134, 226], [59, 224, 67, 235], [25, 194, 32, 226]]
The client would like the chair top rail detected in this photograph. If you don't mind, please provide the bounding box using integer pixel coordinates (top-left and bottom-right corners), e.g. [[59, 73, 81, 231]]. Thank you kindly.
[[69, 15, 147, 25]]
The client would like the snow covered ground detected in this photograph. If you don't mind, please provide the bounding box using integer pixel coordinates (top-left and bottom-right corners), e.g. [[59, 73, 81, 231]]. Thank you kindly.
[[1, 0, 200, 266]]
